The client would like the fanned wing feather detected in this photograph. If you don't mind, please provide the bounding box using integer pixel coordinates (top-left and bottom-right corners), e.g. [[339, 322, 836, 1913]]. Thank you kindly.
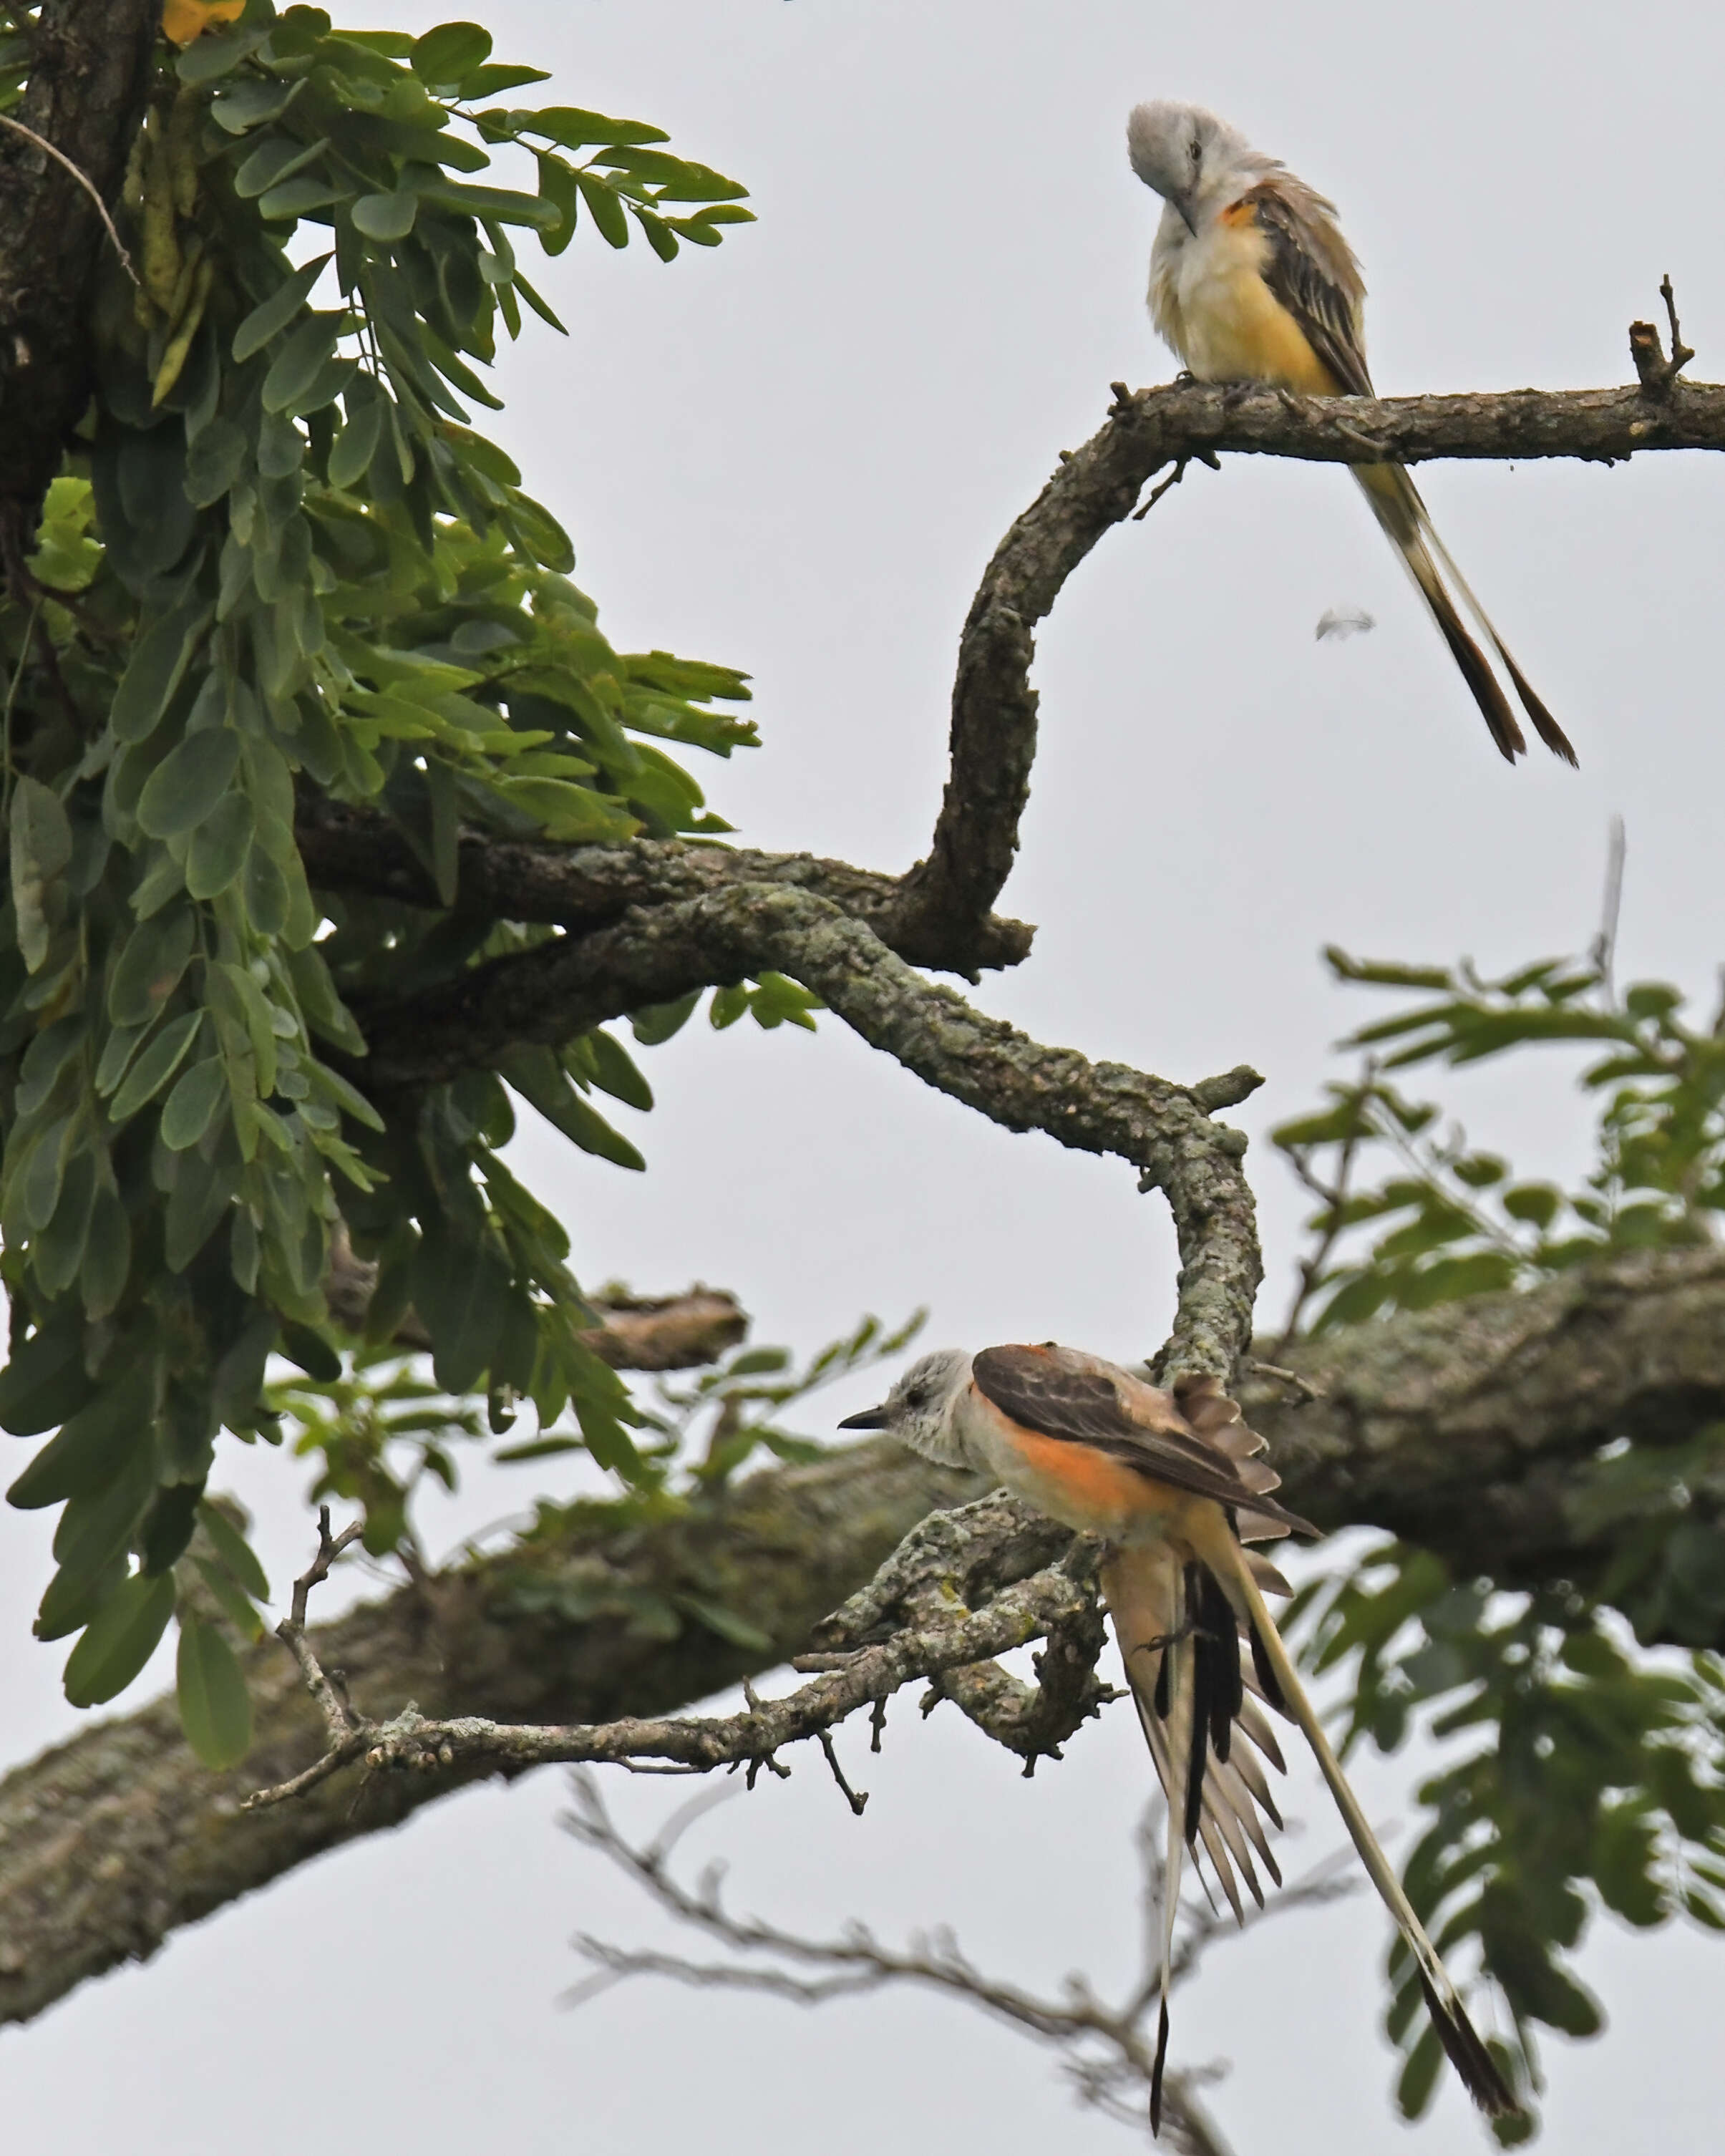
[[972, 1346, 1317, 1536]]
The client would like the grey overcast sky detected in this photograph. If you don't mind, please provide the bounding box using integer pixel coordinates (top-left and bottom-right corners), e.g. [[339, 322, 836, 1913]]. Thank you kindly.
[[5, 1, 1724, 2150]]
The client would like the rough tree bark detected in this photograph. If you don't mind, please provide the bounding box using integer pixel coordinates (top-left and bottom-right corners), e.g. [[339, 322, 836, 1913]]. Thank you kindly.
[[0, 0, 160, 529], [5, 1242, 1724, 2027]]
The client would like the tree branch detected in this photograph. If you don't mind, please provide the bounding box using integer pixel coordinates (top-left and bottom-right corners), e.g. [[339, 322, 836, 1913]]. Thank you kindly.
[[0, 1439, 986, 2026], [295, 794, 1034, 977], [888, 349, 1725, 950], [352, 884, 1265, 1383], [9, 1246, 1725, 2027], [306, 346, 1725, 986]]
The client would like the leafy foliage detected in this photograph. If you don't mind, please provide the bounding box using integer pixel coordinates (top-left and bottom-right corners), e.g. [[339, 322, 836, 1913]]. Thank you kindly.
[[1272, 945, 1725, 1336], [1274, 940, 1725, 2132], [0, 7, 779, 1751], [465, 1312, 922, 1654]]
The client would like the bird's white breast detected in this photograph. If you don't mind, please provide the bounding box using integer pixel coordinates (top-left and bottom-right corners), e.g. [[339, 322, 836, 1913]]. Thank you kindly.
[[1149, 206, 1333, 392]]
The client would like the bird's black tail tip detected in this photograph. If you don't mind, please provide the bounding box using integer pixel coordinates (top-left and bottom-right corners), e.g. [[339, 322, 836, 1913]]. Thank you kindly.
[[1416, 1968, 1522, 2120], [1150, 1994, 1171, 2137]]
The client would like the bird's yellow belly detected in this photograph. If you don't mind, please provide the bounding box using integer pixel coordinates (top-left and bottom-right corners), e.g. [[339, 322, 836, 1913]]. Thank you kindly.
[[1158, 223, 1338, 394]]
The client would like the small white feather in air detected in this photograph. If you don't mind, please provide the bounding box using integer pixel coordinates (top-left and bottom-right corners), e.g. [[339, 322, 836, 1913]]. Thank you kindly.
[[1315, 606, 1375, 642]]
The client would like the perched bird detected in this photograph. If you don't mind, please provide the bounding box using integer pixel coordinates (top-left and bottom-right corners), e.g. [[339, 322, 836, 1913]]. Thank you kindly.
[[1126, 99, 1575, 767], [841, 1343, 1517, 2131]]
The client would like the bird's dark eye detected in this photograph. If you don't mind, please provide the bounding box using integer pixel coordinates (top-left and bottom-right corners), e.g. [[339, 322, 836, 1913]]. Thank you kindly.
[[1187, 137, 1202, 166]]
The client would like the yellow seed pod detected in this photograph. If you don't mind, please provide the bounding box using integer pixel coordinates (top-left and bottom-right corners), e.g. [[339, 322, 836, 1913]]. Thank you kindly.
[[138, 126, 183, 321], [161, 0, 245, 47], [152, 256, 215, 407]]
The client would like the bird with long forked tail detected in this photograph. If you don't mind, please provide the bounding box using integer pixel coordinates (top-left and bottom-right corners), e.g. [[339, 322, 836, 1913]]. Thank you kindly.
[[1125, 99, 1575, 768], [840, 1342, 1520, 2132]]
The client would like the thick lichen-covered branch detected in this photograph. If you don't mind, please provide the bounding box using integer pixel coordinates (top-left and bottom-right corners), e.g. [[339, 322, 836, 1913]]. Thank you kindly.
[[354, 883, 1265, 1382], [0, 1438, 986, 2027], [8, 1246, 1725, 2029]]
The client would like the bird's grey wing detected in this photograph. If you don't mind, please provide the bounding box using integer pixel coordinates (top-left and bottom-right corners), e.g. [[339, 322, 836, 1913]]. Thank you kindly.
[[1238, 175, 1372, 397]]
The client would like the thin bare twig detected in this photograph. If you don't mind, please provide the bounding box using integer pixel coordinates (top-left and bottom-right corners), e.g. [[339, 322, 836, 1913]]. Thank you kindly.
[[0, 111, 137, 286], [817, 1729, 868, 1816], [242, 1547, 1098, 1813], [1629, 274, 1695, 397], [276, 1506, 369, 1750], [1132, 457, 1190, 520], [558, 1768, 1359, 2153]]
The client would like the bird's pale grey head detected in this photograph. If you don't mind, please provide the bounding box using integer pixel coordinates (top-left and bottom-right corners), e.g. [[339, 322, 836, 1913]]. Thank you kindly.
[[837, 1347, 974, 1465], [1126, 101, 1260, 230]]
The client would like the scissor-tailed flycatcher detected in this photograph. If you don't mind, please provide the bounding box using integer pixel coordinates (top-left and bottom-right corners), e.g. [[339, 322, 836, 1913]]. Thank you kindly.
[[1125, 99, 1575, 768], [840, 1343, 1517, 2130]]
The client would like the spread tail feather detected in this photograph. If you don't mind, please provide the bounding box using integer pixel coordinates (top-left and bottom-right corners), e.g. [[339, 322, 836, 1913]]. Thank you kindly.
[[1354, 463, 1575, 767], [1200, 1523, 1522, 2123], [1104, 1550, 1288, 2133]]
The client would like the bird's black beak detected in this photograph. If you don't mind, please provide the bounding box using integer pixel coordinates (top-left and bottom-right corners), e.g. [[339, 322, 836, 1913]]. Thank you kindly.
[[837, 1404, 890, 1431], [1175, 192, 1198, 238]]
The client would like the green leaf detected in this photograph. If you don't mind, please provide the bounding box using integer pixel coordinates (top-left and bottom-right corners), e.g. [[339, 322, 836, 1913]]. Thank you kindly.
[[197, 1498, 270, 1600], [183, 417, 252, 507], [7, 1387, 135, 1509], [1394, 2023, 1444, 2120], [413, 1236, 516, 1396], [159, 1055, 228, 1151], [262, 313, 345, 414], [233, 132, 331, 201], [580, 1028, 653, 1112], [351, 190, 419, 241], [135, 727, 240, 841], [258, 175, 349, 222], [176, 1613, 253, 1767], [574, 170, 629, 248], [185, 791, 256, 900], [193, 1555, 266, 1641], [462, 64, 550, 97], [0, 1313, 92, 1434], [210, 76, 301, 135], [81, 1189, 131, 1321], [279, 1320, 341, 1382], [631, 991, 701, 1047], [63, 1571, 175, 1709], [232, 253, 333, 364], [519, 106, 669, 150], [502, 1049, 645, 1170], [109, 1010, 203, 1120], [411, 20, 492, 84], [9, 775, 72, 973]]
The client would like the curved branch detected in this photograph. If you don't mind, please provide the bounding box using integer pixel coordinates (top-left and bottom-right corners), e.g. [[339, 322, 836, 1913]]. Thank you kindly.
[[295, 795, 1034, 976], [889, 363, 1725, 951], [354, 883, 1265, 1382]]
